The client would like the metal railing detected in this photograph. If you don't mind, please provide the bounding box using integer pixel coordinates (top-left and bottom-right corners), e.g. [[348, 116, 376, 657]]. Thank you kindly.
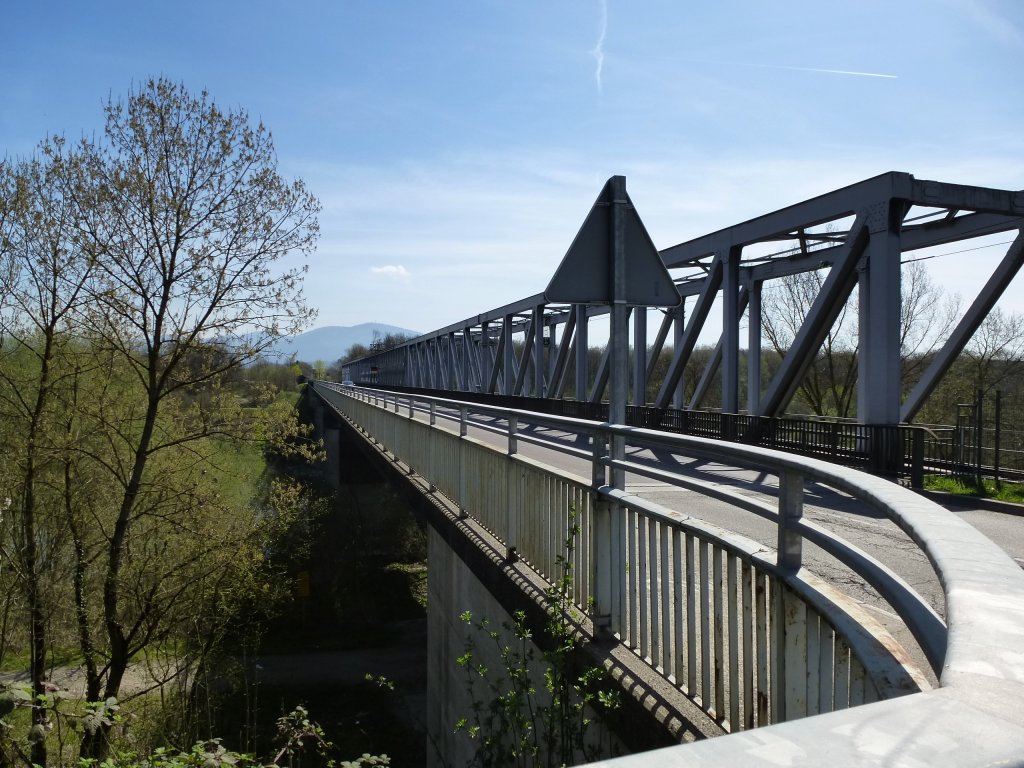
[[310, 382, 1024, 765], [359, 385, 933, 482]]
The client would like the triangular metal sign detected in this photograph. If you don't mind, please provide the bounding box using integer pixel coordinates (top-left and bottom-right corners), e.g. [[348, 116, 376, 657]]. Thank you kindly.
[[544, 177, 681, 307]]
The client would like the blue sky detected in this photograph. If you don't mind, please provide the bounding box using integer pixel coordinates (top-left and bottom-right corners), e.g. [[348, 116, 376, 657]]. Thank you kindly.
[[3, 0, 1022, 337]]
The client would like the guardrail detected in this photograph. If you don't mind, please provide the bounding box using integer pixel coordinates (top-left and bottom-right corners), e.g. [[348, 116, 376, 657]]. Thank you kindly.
[[310, 381, 1024, 765], [356, 385, 933, 482], [362, 384, 1024, 486]]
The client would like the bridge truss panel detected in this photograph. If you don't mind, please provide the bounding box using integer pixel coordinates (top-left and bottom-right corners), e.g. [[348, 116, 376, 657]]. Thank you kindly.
[[340, 172, 1023, 425]]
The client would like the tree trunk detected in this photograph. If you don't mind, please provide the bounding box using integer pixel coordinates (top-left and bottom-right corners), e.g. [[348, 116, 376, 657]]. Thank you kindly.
[[81, 392, 161, 762], [22, 336, 55, 768]]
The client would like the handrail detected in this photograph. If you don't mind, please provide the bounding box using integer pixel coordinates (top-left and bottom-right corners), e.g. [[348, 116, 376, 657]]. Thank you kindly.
[[312, 382, 1024, 765], [325, 381, 947, 671], [603, 435, 947, 671]]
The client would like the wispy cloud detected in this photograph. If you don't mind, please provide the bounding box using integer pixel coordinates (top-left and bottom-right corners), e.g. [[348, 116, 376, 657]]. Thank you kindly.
[[592, 0, 608, 95], [371, 265, 411, 280], [303, 144, 1024, 332], [944, 0, 1023, 47], [754, 63, 898, 79]]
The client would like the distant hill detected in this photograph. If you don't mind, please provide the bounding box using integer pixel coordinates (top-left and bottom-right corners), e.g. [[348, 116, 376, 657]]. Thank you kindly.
[[261, 323, 420, 364]]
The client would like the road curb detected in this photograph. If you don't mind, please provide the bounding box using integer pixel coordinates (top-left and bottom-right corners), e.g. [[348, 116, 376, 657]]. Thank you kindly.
[[915, 489, 1024, 517]]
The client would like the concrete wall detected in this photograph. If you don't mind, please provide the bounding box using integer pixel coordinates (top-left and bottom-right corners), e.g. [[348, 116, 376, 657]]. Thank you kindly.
[[426, 525, 625, 767], [427, 524, 533, 767]]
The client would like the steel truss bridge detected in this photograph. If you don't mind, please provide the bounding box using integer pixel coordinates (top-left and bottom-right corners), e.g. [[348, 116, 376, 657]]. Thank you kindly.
[[322, 172, 1024, 765], [343, 172, 1023, 431]]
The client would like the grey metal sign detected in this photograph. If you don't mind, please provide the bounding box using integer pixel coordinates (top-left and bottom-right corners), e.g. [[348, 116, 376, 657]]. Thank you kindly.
[[544, 176, 681, 307]]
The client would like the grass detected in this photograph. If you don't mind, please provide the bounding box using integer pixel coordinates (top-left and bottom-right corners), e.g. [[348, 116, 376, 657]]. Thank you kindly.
[[924, 475, 1024, 504], [0, 645, 83, 674], [208, 438, 267, 510], [0, 678, 182, 765]]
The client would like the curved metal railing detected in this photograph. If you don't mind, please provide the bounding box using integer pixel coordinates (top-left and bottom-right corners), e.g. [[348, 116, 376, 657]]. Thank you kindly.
[[310, 382, 1024, 765]]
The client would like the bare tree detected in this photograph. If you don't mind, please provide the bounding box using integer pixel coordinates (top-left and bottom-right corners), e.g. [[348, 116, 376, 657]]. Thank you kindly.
[[900, 260, 961, 386], [63, 78, 320, 747], [761, 260, 958, 418], [368, 330, 413, 354], [0, 82, 320, 762], [961, 307, 1024, 396], [0, 144, 96, 766], [761, 267, 858, 416]]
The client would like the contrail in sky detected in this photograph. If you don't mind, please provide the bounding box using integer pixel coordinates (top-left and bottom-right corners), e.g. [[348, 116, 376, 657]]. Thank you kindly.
[[755, 62, 898, 79], [592, 0, 608, 95]]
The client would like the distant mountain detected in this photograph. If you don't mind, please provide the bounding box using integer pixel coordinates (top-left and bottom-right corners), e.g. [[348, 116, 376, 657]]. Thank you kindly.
[[261, 323, 420, 364]]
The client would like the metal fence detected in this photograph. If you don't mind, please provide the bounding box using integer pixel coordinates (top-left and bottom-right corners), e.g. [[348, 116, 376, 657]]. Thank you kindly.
[[921, 390, 1024, 483], [312, 382, 934, 733], [356, 384, 1024, 487]]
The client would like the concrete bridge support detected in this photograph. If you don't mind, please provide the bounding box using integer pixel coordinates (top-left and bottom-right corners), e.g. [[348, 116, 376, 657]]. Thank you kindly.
[[426, 524, 549, 767], [310, 397, 325, 441], [323, 427, 340, 489]]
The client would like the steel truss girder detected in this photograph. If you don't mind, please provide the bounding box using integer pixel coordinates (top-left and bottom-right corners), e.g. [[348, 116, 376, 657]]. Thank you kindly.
[[654, 252, 725, 408], [342, 172, 1022, 426]]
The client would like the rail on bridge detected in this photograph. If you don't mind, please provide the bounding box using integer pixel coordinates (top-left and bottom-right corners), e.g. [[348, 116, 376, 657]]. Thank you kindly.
[[309, 381, 1024, 767]]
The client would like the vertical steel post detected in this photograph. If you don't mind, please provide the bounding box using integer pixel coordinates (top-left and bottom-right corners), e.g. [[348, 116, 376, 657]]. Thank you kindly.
[[458, 406, 468, 517], [506, 414, 518, 561], [481, 320, 491, 391], [976, 388, 984, 483], [533, 304, 545, 397], [591, 429, 612, 629], [747, 280, 763, 414], [777, 470, 804, 571], [507, 415, 518, 456], [672, 301, 686, 410], [911, 428, 925, 490], [610, 176, 628, 491], [602, 176, 629, 637], [995, 390, 1002, 487], [547, 319, 558, 387], [858, 202, 902, 425], [462, 326, 472, 391], [633, 307, 647, 405], [722, 246, 740, 414], [575, 304, 589, 401], [503, 313, 515, 396]]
